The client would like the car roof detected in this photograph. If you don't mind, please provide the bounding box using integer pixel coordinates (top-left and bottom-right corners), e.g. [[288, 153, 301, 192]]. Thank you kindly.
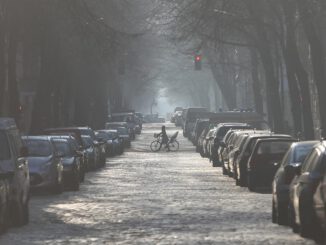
[[0, 118, 17, 130], [45, 127, 92, 131], [51, 138, 68, 143], [22, 135, 52, 141], [255, 137, 296, 143]]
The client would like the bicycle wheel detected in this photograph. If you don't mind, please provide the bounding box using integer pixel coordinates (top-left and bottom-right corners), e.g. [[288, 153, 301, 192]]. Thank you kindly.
[[168, 140, 179, 152], [150, 140, 162, 152]]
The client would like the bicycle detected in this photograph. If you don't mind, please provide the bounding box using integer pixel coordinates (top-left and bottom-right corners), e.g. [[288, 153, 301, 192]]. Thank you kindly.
[[150, 131, 179, 152]]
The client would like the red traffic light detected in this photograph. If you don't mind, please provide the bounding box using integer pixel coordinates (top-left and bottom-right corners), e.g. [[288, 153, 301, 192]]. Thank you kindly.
[[195, 55, 201, 61]]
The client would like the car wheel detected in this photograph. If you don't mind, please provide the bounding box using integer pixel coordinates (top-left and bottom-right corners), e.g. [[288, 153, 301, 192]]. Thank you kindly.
[[52, 176, 63, 195], [11, 199, 24, 227], [247, 175, 255, 192], [299, 205, 313, 238], [276, 201, 288, 226], [288, 203, 299, 233], [238, 168, 247, 187], [22, 198, 29, 225], [71, 173, 80, 192], [0, 198, 7, 233], [222, 165, 228, 175]]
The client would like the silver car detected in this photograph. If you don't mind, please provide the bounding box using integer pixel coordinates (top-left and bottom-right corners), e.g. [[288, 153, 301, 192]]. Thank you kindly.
[[22, 136, 64, 194]]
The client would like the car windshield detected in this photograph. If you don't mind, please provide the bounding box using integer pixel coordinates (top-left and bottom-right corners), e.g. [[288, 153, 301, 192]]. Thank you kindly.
[[53, 141, 73, 157], [108, 132, 118, 139], [117, 127, 128, 135], [0, 131, 11, 160], [80, 129, 95, 140], [24, 139, 52, 157], [257, 141, 292, 155], [293, 145, 315, 163], [82, 137, 93, 148]]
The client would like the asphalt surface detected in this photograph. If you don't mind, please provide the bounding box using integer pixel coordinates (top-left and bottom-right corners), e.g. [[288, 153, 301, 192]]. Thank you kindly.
[[0, 123, 314, 244]]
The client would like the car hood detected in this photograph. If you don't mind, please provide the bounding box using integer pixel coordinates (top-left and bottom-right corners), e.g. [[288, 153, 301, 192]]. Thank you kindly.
[[27, 156, 53, 171], [119, 135, 130, 139], [61, 157, 74, 166]]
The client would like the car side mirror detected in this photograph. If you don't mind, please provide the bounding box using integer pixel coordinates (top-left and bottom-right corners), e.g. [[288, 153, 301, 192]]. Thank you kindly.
[[20, 146, 29, 158]]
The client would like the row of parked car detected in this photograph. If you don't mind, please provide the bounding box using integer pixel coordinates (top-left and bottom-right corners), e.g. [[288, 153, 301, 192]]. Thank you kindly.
[[0, 112, 143, 233], [178, 108, 326, 243]]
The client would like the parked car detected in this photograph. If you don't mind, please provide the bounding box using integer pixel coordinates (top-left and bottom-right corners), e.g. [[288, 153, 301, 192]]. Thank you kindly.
[[48, 135, 85, 182], [234, 133, 293, 187], [203, 128, 216, 158], [193, 119, 209, 147], [182, 108, 209, 138], [211, 123, 252, 166], [197, 126, 210, 156], [44, 127, 90, 175], [110, 112, 137, 139], [82, 135, 98, 170], [228, 133, 252, 178], [78, 127, 106, 167], [0, 118, 29, 229], [247, 138, 296, 191], [313, 173, 326, 242], [22, 136, 64, 194], [52, 138, 81, 191], [95, 130, 124, 156], [272, 141, 317, 225], [117, 127, 131, 148], [289, 141, 326, 239], [106, 122, 134, 141]]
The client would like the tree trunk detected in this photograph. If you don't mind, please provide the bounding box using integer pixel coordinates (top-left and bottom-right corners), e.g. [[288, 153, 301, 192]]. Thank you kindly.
[[297, 0, 326, 137], [282, 1, 314, 139], [250, 48, 263, 115]]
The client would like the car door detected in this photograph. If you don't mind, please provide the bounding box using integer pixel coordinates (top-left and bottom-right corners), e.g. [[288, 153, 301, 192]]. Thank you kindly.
[[293, 149, 319, 223], [8, 130, 29, 204]]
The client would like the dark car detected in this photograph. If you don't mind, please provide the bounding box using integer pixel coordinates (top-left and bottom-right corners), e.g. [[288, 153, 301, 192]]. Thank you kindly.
[[117, 127, 131, 148], [197, 127, 210, 156], [247, 138, 295, 191], [211, 123, 252, 166], [234, 134, 293, 187], [272, 141, 317, 225], [105, 122, 134, 141], [313, 173, 326, 242], [44, 128, 89, 175], [0, 118, 29, 229], [48, 135, 85, 182], [22, 136, 64, 194], [52, 138, 81, 191], [82, 135, 98, 170], [289, 141, 326, 239], [95, 130, 124, 156], [182, 108, 209, 138], [193, 119, 209, 148]]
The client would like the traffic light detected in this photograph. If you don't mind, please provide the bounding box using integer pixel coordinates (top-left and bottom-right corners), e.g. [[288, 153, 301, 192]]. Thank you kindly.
[[194, 55, 202, 70]]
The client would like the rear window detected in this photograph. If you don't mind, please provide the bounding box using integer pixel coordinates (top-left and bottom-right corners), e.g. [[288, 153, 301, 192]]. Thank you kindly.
[[0, 131, 11, 160], [53, 141, 73, 157], [24, 139, 52, 157], [257, 141, 292, 155], [293, 145, 315, 163]]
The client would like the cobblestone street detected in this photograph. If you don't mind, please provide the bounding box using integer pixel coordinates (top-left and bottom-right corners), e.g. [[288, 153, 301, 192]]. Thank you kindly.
[[0, 123, 314, 244]]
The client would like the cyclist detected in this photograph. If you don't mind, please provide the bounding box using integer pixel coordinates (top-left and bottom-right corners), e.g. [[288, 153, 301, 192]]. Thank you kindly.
[[158, 125, 170, 151]]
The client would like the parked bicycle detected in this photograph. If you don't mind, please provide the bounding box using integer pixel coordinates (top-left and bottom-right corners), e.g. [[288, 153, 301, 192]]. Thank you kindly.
[[150, 131, 179, 152]]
